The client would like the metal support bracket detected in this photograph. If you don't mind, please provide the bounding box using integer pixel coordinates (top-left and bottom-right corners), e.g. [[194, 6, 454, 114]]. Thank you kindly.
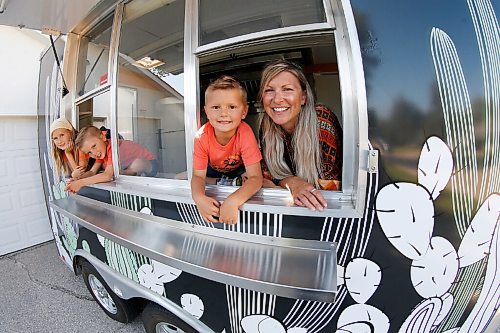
[[368, 149, 379, 173]]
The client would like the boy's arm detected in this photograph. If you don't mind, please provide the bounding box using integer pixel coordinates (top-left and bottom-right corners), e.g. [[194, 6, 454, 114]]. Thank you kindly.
[[192, 169, 220, 223], [74, 161, 102, 180], [71, 152, 93, 179], [65, 163, 113, 193], [219, 162, 263, 224]]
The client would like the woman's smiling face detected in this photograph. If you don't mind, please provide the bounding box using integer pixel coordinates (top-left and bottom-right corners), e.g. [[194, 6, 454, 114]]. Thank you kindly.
[[262, 70, 306, 133]]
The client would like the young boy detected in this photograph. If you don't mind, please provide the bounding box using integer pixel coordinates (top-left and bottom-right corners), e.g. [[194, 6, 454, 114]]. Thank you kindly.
[[192, 76, 263, 224], [65, 126, 157, 193]]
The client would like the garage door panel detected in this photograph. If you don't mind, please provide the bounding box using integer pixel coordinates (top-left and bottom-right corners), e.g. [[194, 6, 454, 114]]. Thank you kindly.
[[0, 190, 14, 212], [0, 158, 7, 178], [1, 153, 44, 186], [15, 151, 42, 176], [0, 117, 51, 255], [0, 224, 22, 247], [0, 118, 37, 151], [27, 215, 53, 240], [0, 184, 46, 212], [19, 186, 45, 208]]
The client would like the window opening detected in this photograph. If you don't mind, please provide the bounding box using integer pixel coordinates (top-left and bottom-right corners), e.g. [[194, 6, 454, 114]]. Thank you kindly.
[[199, 34, 342, 189]]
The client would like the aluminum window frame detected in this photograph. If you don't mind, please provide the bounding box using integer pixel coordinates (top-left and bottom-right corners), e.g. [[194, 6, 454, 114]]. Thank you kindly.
[[67, 0, 368, 218], [188, 0, 369, 217]]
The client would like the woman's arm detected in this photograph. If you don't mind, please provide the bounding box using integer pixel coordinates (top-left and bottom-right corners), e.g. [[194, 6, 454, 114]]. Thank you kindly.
[[279, 176, 327, 211]]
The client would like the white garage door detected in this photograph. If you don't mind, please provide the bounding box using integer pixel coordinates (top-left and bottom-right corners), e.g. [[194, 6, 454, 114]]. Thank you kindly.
[[0, 116, 52, 255]]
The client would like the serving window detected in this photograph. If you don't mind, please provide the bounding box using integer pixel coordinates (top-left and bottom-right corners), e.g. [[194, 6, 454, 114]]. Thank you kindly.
[[194, 0, 367, 216], [70, 0, 367, 217]]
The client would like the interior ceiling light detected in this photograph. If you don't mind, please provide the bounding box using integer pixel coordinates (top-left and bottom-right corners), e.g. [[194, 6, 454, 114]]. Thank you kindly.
[[135, 56, 164, 69]]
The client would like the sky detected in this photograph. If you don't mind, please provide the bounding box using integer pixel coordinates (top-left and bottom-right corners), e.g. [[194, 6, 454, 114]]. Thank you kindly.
[[351, 0, 498, 116]]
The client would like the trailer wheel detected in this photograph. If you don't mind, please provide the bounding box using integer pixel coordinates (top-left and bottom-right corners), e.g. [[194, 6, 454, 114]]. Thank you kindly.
[[142, 302, 195, 333], [81, 261, 137, 323]]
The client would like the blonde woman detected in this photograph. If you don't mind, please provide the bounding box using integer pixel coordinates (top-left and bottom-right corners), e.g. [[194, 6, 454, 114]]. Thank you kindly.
[[50, 118, 88, 179], [258, 60, 342, 211]]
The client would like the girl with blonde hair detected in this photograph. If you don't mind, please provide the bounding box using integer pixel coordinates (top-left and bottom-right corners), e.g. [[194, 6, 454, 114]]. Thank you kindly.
[[50, 117, 88, 178], [258, 59, 342, 211]]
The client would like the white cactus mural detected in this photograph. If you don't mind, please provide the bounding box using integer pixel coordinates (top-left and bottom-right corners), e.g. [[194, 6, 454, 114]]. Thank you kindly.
[[344, 258, 381, 304], [241, 314, 306, 333], [459, 222, 500, 333], [337, 304, 389, 333], [180, 293, 205, 319], [138, 260, 182, 296], [410, 237, 459, 298], [418, 136, 454, 200], [372, 0, 500, 331], [458, 193, 500, 267], [435, 293, 454, 328], [398, 297, 444, 333], [376, 182, 434, 259]]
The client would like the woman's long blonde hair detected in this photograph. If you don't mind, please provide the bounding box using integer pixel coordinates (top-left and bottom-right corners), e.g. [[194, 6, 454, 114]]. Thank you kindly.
[[51, 127, 78, 178], [258, 60, 322, 187]]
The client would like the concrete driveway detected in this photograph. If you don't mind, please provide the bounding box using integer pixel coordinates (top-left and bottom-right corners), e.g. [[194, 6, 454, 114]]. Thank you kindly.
[[0, 241, 145, 333]]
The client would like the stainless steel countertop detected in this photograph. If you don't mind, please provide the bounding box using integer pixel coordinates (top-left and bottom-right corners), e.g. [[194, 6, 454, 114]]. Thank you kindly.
[[50, 195, 337, 302]]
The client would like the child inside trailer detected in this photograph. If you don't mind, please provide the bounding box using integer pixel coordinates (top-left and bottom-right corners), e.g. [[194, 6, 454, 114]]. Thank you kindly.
[[191, 76, 263, 225], [50, 117, 89, 179], [65, 126, 158, 193]]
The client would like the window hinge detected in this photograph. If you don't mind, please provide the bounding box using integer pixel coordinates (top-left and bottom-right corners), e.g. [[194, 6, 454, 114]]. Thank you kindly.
[[367, 150, 378, 173]]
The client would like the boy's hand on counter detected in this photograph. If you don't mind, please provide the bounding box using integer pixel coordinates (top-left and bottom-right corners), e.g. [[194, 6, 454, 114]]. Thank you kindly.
[[194, 195, 220, 223], [65, 179, 83, 193]]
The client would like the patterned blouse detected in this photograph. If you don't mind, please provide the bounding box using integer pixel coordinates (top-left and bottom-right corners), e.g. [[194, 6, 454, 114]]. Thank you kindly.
[[261, 104, 343, 190]]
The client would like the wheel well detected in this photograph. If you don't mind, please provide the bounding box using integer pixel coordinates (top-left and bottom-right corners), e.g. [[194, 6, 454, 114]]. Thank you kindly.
[[72, 255, 147, 310], [73, 255, 85, 275]]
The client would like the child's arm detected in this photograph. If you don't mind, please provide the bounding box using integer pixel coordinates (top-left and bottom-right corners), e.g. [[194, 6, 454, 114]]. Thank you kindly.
[[65, 163, 113, 193], [219, 162, 263, 224], [72, 161, 102, 180], [70, 151, 89, 179], [191, 169, 220, 223], [65, 151, 78, 171]]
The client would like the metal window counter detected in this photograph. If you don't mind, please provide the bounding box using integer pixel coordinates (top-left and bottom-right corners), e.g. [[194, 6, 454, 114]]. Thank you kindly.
[[50, 195, 337, 303]]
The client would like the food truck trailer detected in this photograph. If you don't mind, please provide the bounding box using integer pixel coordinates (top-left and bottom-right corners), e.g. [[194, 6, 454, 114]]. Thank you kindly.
[[1, 0, 498, 332]]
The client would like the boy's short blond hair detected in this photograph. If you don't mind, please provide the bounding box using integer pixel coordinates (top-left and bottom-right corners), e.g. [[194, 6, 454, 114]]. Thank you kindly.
[[75, 126, 102, 149], [205, 75, 247, 104]]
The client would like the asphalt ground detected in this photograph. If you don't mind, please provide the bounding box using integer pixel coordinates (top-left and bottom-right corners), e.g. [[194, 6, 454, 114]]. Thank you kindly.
[[0, 241, 145, 333]]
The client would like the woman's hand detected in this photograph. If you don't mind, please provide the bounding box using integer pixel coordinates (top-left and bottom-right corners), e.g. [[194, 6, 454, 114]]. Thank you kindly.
[[281, 176, 327, 211], [194, 195, 221, 223]]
